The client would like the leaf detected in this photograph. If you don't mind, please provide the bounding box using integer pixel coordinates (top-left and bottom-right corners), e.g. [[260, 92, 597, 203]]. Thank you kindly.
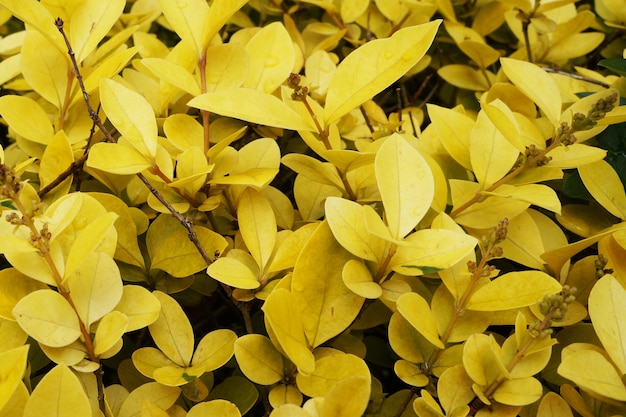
[[470, 110, 519, 187], [147, 214, 227, 277], [66, 252, 123, 328], [437, 366, 475, 415], [431, 286, 491, 343], [342, 260, 382, 299], [463, 334, 507, 386], [493, 377, 542, 406], [23, 364, 91, 417], [394, 360, 430, 387], [558, 349, 626, 401], [65, 211, 118, 277], [159, 0, 209, 57], [500, 58, 561, 125], [0, 345, 29, 412], [12, 290, 81, 348], [296, 353, 370, 397], [117, 383, 180, 417], [192, 329, 237, 371], [262, 288, 315, 375], [203, 44, 248, 92], [268, 385, 302, 409], [375, 134, 435, 240], [579, 159, 626, 219], [188, 88, 314, 131], [100, 78, 157, 158], [466, 271, 562, 311], [537, 392, 573, 417], [0, 268, 48, 320], [323, 20, 441, 124], [206, 376, 258, 415], [207, 253, 260, 290], [320, 376, 371, 417], [114, 285, 161, 332], [187, 400, 241, 417], [546, 144, 606, 169], [282, 154, 345, 190], [238, 188, 276, 271], [39, 131, 74, 195], [396, 292, 444, 349], [234, 334, 284, 385], [291, 221, 364, 347], [426, 104, 473, 169], [87, 142, 152, 175], [149, 291, 194, 366], [142, 58, 200, 96], [243, 22, 295, 93], [0, 0, 64, 53], [0, 95, 54, 144], [70, 0, 125, 62], [94, 311, 129, 356], [588, 274, 626, 374], [437, 64, 494, 91], [325, 197, 385, 262], [202, 0, 249, 48]]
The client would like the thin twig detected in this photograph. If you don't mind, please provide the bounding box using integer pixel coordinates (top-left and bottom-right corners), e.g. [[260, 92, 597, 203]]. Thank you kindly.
[[543, 67, 611, 88]]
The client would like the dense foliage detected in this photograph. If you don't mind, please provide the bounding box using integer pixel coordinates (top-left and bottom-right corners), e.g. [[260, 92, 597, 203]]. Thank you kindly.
[[0, 1, 626, 416]]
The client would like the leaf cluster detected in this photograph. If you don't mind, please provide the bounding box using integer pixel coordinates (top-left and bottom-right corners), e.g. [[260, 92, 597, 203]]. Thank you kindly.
[[0, 1, 625, 417]]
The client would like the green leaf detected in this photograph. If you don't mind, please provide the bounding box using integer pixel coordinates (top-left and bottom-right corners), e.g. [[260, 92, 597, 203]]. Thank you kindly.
[[12, 290, 81, 348], [396, 292, 444, 349], [23, 364, 91, 417], [323, 20, 441, 124], [466, 271, 562, 311], [599, 58, 626, 77], [375, 134, 435, 240]]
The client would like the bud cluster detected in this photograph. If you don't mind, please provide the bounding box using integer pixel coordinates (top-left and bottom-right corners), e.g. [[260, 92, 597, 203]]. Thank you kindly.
[[595, 253, 613, 278], [0, 164, 21, 198], [288, 73, 309, 101], [571, 92, 618, 132], [539, 284, 577, 320]]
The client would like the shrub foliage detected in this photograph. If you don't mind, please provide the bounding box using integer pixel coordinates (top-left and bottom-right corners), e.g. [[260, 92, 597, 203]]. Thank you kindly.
[[0, 1, 626, 416]]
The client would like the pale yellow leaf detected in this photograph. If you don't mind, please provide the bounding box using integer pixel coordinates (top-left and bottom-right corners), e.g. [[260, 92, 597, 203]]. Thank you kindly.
[[437, 64, 494, 91], [65, 212, 118, 277], [0, 345, 29, 412], [579, 159, 626, 219], [546, 144, 606, 169], [94, 311, 129, 356], [0, 0, 64, 52], [493, 377, 542, 406], [70, 0, 125, 62], [0, 268, 47, 320], [426, 104, 473, 169], [188, 88, 314, 131], [463, 334, 506, 386], [485, 184, 561, 214], [114, 285, 161, 332], [0, 95, 53, 144], [142, 58, 200, 96], [149, 291, 194, 366], [40, 131, 73, 193], [340, 0, 368, 23], [482, 99, 524, 152], [282, 154, 345, 190], [558, 349, 626, 401], [238, 188, 276, 271], [375, 134, 434, 240], [342, 259, 382, 299], [159, 0, 209, 57], [12, 290, 81, 348], [192, 329, 237, 371], [466, 271, 562, 311], [396, 292, 444, 349], [323, 20, 441, 124], [202, 0, 249, 49], [204, 43, 248, 92], [23, 364, 91, 417], [500, 58, 561, 124]]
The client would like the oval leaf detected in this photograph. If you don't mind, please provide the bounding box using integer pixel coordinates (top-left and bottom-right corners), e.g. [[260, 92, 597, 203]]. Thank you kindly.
[[396, 292, 444, 349]]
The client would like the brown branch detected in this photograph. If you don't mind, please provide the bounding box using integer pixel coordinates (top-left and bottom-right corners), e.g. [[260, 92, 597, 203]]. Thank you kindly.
[[543, 67, 611, 88]]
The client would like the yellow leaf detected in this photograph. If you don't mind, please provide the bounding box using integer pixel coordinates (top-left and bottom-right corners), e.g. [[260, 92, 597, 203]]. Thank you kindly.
[[546, 144, 606, 168], [268, 385, 302, 408], [388, 312, 428, 363], [375, 134, 434, 240], [500, 334, 552, 379], [463, 334, 506, 386], [412, 389, 445, 417], [23, 364, 91, 417], [340, 0, 368, 23], [66, 252, 122, 328], [149, 291, 194, 366], [466, 271, 562, 311], [132, 347, 175, 380], [238, 188, 276, 271], [470, 110, 519, 187], [485, 184, 561, 214], [268, 223, 318, 273], [437, 64, 494, 91], [291, 221, 364, 347], [0, 95, 53, 144], [458, 41, 500, 68], [188, 88, 314, 131], [94, 311, 129, 356], [0, 268, 48, 320], [296, 353, 370, 397], [0, 0, 64, 53], [65, 211, 118, 277], [39, 131, 73, 196], [323, 20, 441, 124], [13, 290, 81, 348], [100, 78, 157, 158], [437, 365, 474, 415], [187, 400, 241, 417], [262, 288, 315, 375], [159, 0, 209, 57], [544, 33, 604, 64], [426, 104, 473, 170], [243, 22, 295, 93], [80, 47, 139, 102], [163, 114, 203, 151], [204, 44, 248, 92], [558, 349, 626, 401], [342, 259, 382, 299], [87, 142, 152, 176], [325, 197, 385, 262], [282, 154, 345, 190], [0, 345, 29, 412], [270, 404, 311, 417], [588, 274, 626, 374], [207, 255, 260, 290], [141, 401, 170, 417], [192, 329, 236, 371], [320, 376, 371, 417], [537, 392, 573, 417], [394, 360, 430, 387], [234, 334, 284, 385], [114, 285, 161, 332], [500, 58, 561, 125], [146, 214, 227, 277], [142, 58, 200, 96], [579, 159, 626, 219], [152, 363, 206, 386], [202, 0, 249, 49], [70, 0, 125, 62], [432, 286, 491, 343], [20, 30, 67, 109], [396, 292, 444, 349], [493, 377, 542, 406], [391, 229, 478, 276], [117, 382, 180, 417]]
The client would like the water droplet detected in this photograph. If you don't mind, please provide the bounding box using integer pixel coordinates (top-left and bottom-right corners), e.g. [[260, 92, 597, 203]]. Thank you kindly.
[[402, 51, 415, 61], [265, 56, 279, 67], [384, 51, 393, 60]]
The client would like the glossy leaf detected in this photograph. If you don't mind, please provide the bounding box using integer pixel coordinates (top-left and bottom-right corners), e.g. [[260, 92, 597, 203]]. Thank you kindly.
[[114, 285, 161, 332], [117, 382, 180, 417], [238, 188, 276, 272], [187, 400, 241, 417], [320, 376, 371, 417], [0, 345, 29, 412], [324, 20, 441, 124], [296, 353, 370, 397], [70, 0, 125, 62], [159, 0, 209, 57], [94, 311, 129, 357], [558, 349, 626, 401], [23, 364, 91, 417], [149, 291, 194, 366], [375, 134, 435, 240], [396, 292, 445, 349], [12, 290, 81, 348], [234, 334, 284, 385], [579, 159, 626, 219], [342, 259, 382, 299], [0, 95, 54, 144]]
